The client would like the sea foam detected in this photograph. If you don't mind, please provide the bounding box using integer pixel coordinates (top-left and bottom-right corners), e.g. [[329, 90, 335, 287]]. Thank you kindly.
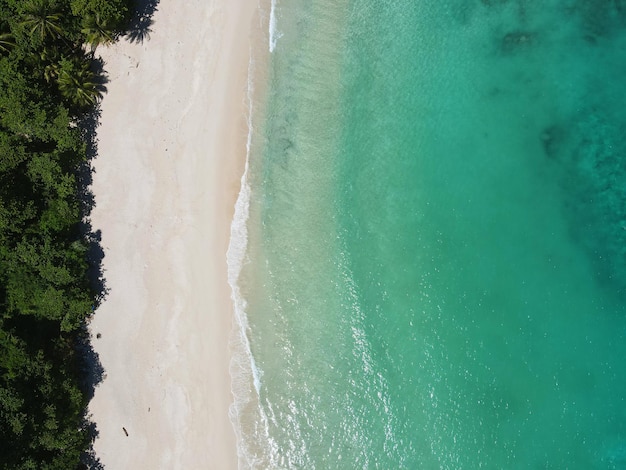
[[269, 0, 281, 52], [227, 49, 276, 470]]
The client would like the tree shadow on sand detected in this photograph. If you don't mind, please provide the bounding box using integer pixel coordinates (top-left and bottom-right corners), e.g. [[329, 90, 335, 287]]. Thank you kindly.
[[126, 0, 161, 44], [75, 102, 108, 469], [78, 420, 105, 470], [76, 102, 108, 305], [77, 328, 106, 470], [77, 3, 162, 464]]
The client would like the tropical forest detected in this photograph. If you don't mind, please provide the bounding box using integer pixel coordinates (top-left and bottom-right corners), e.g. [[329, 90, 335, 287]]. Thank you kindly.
[[0, 0, 151, 467]]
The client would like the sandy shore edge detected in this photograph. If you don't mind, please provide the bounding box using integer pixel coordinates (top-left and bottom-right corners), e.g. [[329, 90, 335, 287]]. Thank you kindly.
[[87, 1, 258, 467]]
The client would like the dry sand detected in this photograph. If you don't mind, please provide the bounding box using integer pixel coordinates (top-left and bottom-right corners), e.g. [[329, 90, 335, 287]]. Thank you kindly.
[[88, 0, 259, 467]]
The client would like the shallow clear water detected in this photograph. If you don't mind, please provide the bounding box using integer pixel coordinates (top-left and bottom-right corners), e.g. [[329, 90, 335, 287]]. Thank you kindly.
[[232, 1, 626, 468]]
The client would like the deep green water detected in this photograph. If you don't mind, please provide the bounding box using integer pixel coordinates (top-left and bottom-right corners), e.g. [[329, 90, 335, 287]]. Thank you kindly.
[[231, 1, 626, 468]]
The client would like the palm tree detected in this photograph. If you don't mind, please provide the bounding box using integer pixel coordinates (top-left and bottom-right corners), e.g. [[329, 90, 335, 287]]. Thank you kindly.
[[81, 14, 115, 53], [56, 59, 102, 108], [0, 32, 15, 54], [0, 21, 15, 54], [20, 0, 64, 42], [39, 46, 61, 82]]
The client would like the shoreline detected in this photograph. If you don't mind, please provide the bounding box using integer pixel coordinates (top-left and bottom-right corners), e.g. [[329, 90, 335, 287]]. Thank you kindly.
[[226, 0, 275, 466], [88, 0, 258, 467]]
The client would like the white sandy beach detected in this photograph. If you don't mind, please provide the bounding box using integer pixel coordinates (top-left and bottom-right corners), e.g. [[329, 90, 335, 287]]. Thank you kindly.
[[88, 0, 258, 467]]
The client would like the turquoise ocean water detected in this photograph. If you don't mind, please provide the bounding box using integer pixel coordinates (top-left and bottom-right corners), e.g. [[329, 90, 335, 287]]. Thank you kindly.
[[229, 1, 626, 468]]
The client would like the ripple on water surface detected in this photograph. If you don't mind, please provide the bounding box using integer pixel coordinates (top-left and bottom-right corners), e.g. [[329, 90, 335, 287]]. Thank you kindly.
[[234, 1, 626, 468]]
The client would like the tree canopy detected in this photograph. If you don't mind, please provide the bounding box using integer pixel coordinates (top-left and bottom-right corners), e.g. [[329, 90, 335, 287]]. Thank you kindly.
[[0, 0, 135, 468]]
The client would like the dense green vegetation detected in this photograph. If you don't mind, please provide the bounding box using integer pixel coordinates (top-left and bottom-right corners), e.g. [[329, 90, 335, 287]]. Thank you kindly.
[[0, 0, 144, 468]]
